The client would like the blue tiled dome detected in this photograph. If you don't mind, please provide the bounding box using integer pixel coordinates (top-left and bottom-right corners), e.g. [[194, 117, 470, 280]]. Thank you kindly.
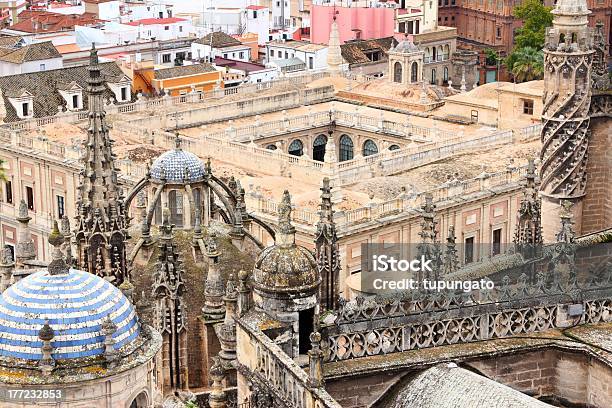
[[150, 148, 205, 183], [0, 269, 139, 361]]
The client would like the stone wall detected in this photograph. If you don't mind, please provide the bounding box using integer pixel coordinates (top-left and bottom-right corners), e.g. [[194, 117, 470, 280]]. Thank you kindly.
[[466, 348, 612, 407], [324, 371, 401, 408], [581, 116, 612, 235]]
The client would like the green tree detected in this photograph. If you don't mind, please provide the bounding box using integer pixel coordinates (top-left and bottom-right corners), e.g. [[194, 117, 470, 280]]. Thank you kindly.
[[513, 0, 554, 49], [484, 48, 500, 66], [510, 47, 545, 82]]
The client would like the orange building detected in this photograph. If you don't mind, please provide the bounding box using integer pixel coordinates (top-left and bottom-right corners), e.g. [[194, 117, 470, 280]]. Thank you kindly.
[[124, 63, 222, 97], [234, 32, 259, 62]]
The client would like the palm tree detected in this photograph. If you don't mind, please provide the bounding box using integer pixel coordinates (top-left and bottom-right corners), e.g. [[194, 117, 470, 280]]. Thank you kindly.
[[509, 47, 544, 83]]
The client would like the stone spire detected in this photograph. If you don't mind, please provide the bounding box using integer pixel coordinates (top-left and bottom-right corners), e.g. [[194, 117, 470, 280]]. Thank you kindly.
[[514, 159, 543, 255], [152, 208, 188, 391], [15, 199, 35, 266], [308, 331, 324, 388], [315, 177, 340, 311], [60, 215, 74, 267], [326, 16, 342, 74], [74, 44, 129, 286], [216, 277, 237, 368], [203, 232, 225, 321], [417, 193, 440, 280], [443, 225, 459, 275], [208, 357, 227, 408], [592, 21, 610, 90], [539, 0, 593, 240]]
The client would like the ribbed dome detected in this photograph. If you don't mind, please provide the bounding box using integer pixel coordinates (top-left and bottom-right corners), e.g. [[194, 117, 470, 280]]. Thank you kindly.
[[252, 190, 320, 295], [253, 245, 319, 293], [0, 269, 139, 361], [150, 148, 205, 183]]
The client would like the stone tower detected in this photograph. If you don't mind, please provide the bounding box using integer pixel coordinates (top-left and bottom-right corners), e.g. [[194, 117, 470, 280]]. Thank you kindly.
[[388, 38, 424, 85], [74, 45, 129, 285], [539, 0, 594, 241], [152, 209, 188, 394], [327, 16, 342, 74]]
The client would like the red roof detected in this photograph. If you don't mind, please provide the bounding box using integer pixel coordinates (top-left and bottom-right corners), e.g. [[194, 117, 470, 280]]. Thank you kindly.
[[11, 11, 102, 33], [246, 5, 267, 10], [125, 17, 186, 26]]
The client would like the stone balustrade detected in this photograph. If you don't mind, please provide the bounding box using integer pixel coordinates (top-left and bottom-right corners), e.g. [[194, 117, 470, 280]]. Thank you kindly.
[[0, 72, 332, 132], [247, 165, 528, 231], [236, 318, 342, 408]]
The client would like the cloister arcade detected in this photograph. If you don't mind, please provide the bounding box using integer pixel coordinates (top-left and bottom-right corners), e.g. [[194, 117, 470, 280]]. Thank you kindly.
[[260, 128, 407, 162]]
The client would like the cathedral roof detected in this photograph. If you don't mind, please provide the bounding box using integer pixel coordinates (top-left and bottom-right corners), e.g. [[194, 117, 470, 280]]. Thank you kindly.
[[150, 138, 206, 183], [0, 269, 139, 361]]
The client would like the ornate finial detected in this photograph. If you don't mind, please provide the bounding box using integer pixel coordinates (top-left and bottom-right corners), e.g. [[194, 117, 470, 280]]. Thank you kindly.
[[225, 275, 237, 299], [0, 245, 13, 266], [206, 232, 220, 258], [17, 200, 29, 222], [277, 190, 295, 234], [38, 320, 55, 376], [175, 133, 182, 150], [101, 315, 118, 363], [38, 320, 54, 342], [48, 221, 70, 276], [60, 215, 71, 235]]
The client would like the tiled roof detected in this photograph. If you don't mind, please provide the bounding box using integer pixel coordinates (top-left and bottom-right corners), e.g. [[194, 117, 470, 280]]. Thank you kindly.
[[0, 41, 61, 63], [150, 147, 206, 183], [0, 36, 25, 48], [0, 269, 140, 361], [0, 61, 130, 122], [153, 63, 218, 80], [340, 37, 397, 64], [194, 31, 241, 48], [10, 11, 102, 33]]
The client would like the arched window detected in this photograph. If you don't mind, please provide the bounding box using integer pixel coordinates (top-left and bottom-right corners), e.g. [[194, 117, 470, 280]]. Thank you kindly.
[[559, 33, 566, 43], [443, 44, 450, 60], [443, 66, 449, 82], [389, 144, 400, 151], [432, 47, 437, 61], [266, 144, 277, 150], [288, 139, 303, 156], [437, 45, 443, 61], [431, 69, 437, 84], [363, 139, 378, 156], [313, 134, 327, 162], [339, 135, 354, 161], [168, 190, 184, 228], [393, 61, 403, 83], [571, 32, 577, 43], [411, 61, 418, 82]]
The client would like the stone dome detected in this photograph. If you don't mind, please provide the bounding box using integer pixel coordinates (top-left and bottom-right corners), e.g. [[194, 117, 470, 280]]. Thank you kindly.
[[392, 39, 421, 54], [150, 136, 205, 183], [553, 0, 590, 14], [0, 269, 140, 361], [254, 245, 319, 293], [253, 191, 320, 295]]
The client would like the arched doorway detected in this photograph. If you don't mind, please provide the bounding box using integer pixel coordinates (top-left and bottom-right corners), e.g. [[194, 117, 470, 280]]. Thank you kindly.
[[168, 190, 184, 228], [431, 69, 437, 85], [393, 62, 403, 83], [363, 139, 378, 156], [313, 134, 327, 162], [411, 61, 418, 83], [288, 139, 304, 156], [339, 135, 354, 161], [129, 391, 149, 408]]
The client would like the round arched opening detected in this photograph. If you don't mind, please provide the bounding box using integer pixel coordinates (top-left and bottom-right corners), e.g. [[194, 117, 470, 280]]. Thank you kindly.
[[313, 134, 327, 162], [363, 139, 378, 156], [339, 135, 354, 161], [389, 144, 400, 151], [266, 144, 277, 150], [288, 139, 304, 156]]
